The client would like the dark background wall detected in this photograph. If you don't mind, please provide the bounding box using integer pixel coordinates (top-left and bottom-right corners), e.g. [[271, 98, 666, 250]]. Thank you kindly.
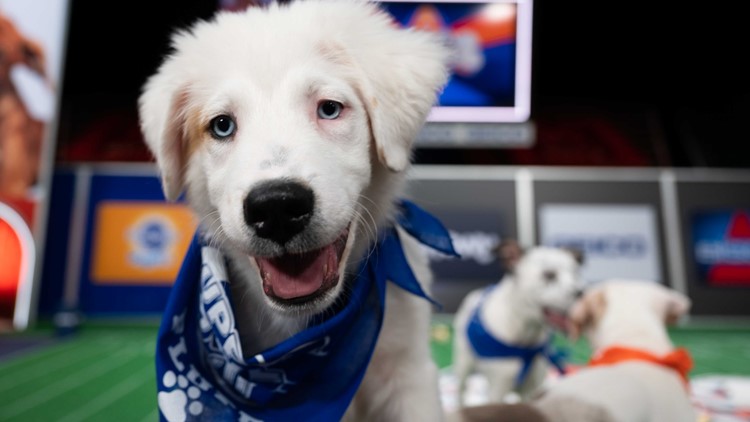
[[533, 1, 749, 168]]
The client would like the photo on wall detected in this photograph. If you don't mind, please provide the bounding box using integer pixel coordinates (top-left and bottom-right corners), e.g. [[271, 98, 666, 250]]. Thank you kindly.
[[0, 0, 69, 330]]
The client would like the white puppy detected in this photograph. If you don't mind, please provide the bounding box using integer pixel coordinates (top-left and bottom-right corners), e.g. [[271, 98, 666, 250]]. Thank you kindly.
[[452, 240, 584, 406], [139, 1, 451, 421], [534, 279, 695, 422]]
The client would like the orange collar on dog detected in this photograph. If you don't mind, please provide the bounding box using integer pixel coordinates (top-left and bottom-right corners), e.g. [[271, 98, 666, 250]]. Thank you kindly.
[[588, 346, 693, 385]]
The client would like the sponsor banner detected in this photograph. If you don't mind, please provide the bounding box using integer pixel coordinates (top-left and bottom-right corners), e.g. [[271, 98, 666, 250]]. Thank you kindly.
[[90, 201, 197, 285], [422, 210, 505, 283], [539, 204, 662, 284], [692, 210, 750, 287], [78, 173, 187, 315]]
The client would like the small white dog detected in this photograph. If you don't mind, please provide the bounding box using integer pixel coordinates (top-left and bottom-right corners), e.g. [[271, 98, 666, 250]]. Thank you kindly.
[[139, 1, 452, 421], [533, 279, 695, 422], [452, 240, 584, 406]]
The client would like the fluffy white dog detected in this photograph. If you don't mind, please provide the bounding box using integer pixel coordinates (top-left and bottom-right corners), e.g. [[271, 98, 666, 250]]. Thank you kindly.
[[139, 1, 452, 421], [533, 279, 696, 422], [452, 240, 584, 406]]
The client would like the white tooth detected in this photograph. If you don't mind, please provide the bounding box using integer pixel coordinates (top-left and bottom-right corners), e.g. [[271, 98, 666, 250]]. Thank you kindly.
[[323, 264, 328, 274]]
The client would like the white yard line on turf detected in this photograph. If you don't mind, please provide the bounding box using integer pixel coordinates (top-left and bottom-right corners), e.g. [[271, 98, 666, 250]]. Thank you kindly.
[[0, 341, 121, 394], [0, 338, 80, 370], [56, 366, 153, 422], [138, 407, 160, 422], [0, 347, 142, 419]]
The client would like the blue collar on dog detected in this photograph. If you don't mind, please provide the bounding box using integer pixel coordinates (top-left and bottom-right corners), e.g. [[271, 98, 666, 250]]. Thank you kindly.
[[156, 200, 457, 422], [466, 287, 567, 389]]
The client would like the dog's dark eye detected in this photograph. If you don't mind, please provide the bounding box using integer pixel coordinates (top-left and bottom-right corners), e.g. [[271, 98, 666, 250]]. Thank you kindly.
[[209, 115, 236, 139], [317, 100, 342, 120], [542, 270, 557, 283]]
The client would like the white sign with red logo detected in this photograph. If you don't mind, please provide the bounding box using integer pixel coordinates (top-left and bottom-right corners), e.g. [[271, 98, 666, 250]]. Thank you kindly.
[[539, 204, 662, 284]]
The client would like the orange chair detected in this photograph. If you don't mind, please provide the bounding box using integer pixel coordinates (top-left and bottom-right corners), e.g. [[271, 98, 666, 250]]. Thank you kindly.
[[0, 201, 35, 330]]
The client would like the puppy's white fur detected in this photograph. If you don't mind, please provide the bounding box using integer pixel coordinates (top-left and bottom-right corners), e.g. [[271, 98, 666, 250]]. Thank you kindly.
[[452, 244, 583, 405], [535, 279, 695, 422], [139, 1, 449, 420]]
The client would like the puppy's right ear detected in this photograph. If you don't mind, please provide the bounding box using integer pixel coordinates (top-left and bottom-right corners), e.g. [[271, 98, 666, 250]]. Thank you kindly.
[[567, 299, 589, 341], [664, 290, 691, 325], [567, 288, 605, 341], [139, 73, 190, 201], [494, 239, 524, 274]]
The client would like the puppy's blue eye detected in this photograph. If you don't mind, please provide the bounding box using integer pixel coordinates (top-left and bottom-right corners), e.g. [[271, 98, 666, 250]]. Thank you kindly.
[[317, 100, 342, 120], [209, 115, 236, 139]]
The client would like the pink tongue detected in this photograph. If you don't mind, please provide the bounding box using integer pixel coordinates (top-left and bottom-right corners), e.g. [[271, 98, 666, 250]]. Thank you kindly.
[[544, 308, 569, 332], [257, 244, 338, 300]]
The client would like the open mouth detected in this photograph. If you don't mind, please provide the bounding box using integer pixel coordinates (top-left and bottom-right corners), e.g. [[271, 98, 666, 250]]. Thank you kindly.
[[542, 306, 570, 333], [254, 227, 350, 306]]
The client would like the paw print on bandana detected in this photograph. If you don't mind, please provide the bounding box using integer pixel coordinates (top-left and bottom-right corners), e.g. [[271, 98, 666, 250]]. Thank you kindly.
[[158, 370, 204, 422]]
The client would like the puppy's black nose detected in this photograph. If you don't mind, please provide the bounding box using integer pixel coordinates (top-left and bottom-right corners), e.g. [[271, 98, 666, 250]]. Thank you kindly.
[[574, 288, 585, 299], [243, 180, 314, 245]]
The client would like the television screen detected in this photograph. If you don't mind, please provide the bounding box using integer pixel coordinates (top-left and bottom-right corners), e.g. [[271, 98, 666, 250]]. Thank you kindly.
[[379, 0, 533, 123], [692, 210, 750, 287]]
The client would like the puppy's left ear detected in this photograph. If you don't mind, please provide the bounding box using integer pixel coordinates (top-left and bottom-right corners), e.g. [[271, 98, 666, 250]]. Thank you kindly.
[[664, 290, 691, 325], [563, 247, 585, 266], [352, 10, 450, 172]]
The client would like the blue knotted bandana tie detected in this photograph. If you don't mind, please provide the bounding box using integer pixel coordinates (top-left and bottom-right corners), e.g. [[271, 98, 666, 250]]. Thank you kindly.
[[156, 200, 457, 422], [466, 287, 567, 389]]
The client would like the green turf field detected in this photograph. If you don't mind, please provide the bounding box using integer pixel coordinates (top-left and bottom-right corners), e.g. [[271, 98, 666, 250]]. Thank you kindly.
[[1, 318, 749, 421], [0, 323, 158, 422]]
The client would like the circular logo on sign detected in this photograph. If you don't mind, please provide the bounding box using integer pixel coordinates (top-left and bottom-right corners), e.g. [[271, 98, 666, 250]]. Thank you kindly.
[[129, 215, 176, 268]]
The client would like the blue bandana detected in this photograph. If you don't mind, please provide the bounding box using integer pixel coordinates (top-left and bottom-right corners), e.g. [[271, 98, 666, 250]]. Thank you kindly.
[[156, 200, 457, 422], [466, 286, 567, 388]]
